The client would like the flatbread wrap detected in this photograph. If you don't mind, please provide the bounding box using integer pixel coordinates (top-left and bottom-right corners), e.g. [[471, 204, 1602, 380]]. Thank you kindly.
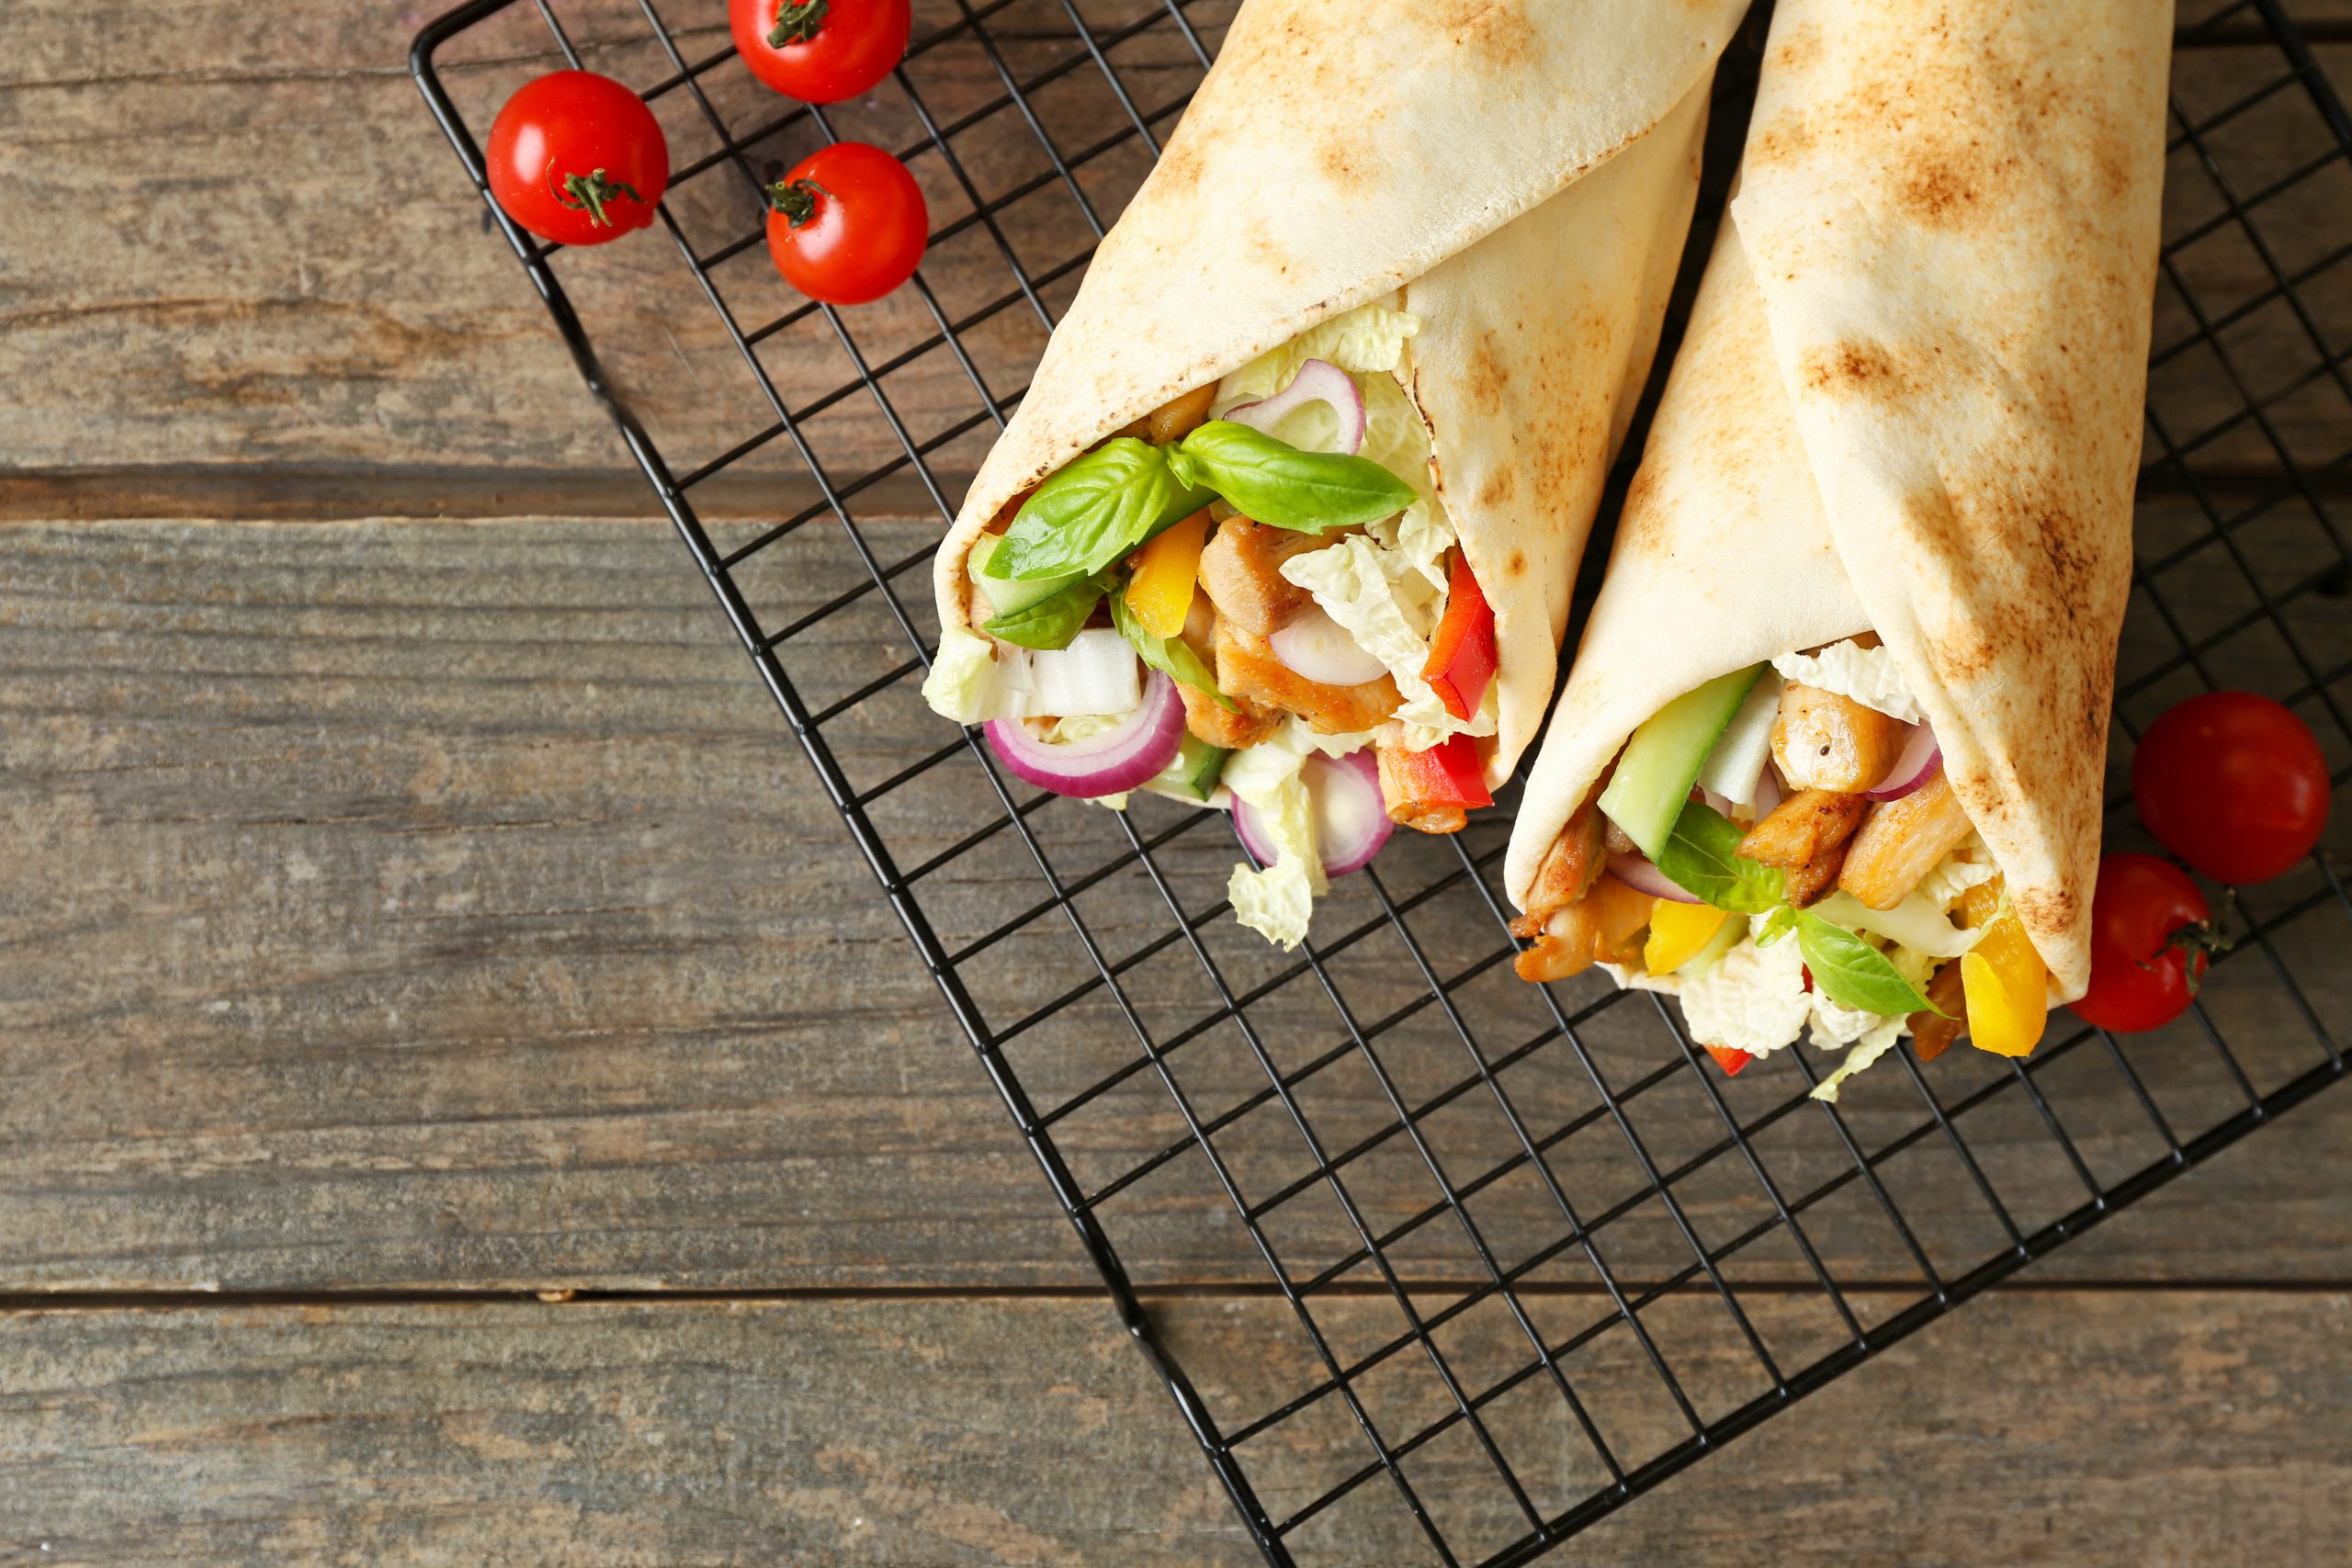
[[1503, 0, 2172, 1096], [922, 0, 1747, 948]]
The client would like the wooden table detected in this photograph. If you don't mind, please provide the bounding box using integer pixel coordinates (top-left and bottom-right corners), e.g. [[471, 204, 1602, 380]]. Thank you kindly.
[[4, 1, 2349, 1562]]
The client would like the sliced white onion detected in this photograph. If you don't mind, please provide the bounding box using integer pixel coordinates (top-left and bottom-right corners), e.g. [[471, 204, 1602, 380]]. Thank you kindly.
[[1864, 723, 1942, 802], [1234, 749, 1394, 879], [1270, 604, 1387, 688], [1025, 627, 1140, 717], [985, 670, 1185, 798], [1696, 672, 1784, 807], [1225, 358, 1366, 456], [1609, 851, 1702, 905]]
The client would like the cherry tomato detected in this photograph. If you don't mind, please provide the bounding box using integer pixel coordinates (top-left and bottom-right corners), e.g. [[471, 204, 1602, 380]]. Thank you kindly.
[[2133, 691, 2331, 885], [731, 0, 910, 105], [764, 141, 928, 305], [485, 71, 669, 247], [2072, 852, 2223, 1033]]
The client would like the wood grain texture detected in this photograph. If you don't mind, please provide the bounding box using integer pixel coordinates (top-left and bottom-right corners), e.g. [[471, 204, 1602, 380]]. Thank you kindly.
[[1, 0, 2345, 489], [0, 516, 2342, 1294], [0, 0, 1233, 483], [0, 1290, 2342, 1566]]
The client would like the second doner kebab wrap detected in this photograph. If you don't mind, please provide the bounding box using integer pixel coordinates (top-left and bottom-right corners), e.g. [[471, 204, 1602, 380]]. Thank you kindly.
[[923, 0, 1747, 948], [1504, 0, 2171, 1097]]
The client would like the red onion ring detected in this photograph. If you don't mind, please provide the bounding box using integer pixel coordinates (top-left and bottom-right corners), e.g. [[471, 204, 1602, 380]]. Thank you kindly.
[[1234, 749, 1394, 878], [984, 671, 1185, 798], [1864, 723, 1942, 802], [1224, 358, 1366, 456], [1271, 604, 1387, 687], [1608, 851, 1702, 905], [1751, 765, 1782, 818]]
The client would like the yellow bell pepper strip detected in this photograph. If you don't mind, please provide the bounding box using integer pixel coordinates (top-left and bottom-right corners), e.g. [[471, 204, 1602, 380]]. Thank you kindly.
[[1645, 901, 1731, 977], [1958, 876, 2047, 1058], [1125, 507, 1211, 638]]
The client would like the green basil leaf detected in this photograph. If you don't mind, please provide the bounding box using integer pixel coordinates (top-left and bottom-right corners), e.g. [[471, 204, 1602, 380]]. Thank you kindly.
[[982, 573, 1109, 650], [987, 438, 1210, 582], [1651, 801, 1786, 915], [1754, 907, 1798, 948], [1106, 586, 1229, 706], [1794, 912, 1946, 1018], [1175, 421, 1419, 533]]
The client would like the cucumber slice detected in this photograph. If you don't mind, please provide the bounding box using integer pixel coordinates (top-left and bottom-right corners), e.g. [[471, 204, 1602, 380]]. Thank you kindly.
[[971, 535, 1081, 617], [1598, 664, 1768, 861], [1152, 732, 1230, 803]]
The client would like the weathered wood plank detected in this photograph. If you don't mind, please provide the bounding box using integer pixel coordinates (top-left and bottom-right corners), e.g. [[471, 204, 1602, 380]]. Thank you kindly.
[[3, 8, 2346, 482], [0, 516, 2342, 1293], [0, 1289, 2341, 1565]]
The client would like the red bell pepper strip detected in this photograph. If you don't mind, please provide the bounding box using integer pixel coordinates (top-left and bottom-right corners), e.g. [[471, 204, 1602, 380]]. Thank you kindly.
[[1421, 553, 1497, 723], [1704, 1044, 1754, 1077], [1385, 733, 1493, 810]]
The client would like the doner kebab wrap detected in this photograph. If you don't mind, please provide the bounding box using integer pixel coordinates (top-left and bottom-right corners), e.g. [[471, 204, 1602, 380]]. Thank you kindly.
[[1504, 0, 2171, 1097], [922, 0, 1747, 948]]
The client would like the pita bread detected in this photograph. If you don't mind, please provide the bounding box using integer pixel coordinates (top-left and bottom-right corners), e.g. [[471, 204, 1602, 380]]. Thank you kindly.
[[933, 0, 1747, 784], [1508, 0, 2172, 998]]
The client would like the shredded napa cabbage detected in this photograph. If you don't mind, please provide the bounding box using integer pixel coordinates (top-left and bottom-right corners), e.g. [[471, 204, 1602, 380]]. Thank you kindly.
[[1771, 639, 1924, 725], [1216, 299, 1421, 404], [924, 626, 1027, 724], [1037, 712, 1126, 745], [1916, 835, 1997, 908], [1679, 928, 1813, 1059], [1367, 495, 1454, 594], [1647, 828, 2000, 1098], [1279, 536, 1496, 751], [1358, 374, 1436, 501], [1809, 1018, 1909, 1101], [1222, 720, 1372, 949]]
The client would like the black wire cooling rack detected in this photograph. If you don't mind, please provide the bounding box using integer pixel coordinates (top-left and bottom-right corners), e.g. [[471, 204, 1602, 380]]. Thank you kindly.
[[413, 2, 2352, 1562]]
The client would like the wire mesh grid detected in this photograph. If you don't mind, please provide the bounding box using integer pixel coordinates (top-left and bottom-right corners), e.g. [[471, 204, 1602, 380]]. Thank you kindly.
[[412, 1, 2352, 1562]]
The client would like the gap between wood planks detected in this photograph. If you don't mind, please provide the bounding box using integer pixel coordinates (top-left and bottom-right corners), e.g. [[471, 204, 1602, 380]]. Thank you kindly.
[[0, 1280, 2344, 1314], [1, 463, 2337, 525]]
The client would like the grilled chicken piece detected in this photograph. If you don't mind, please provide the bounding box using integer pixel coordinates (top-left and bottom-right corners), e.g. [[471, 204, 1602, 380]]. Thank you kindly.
[[1376, 743, 1468, 835], [1198, 517, 1326, 636], [1737, 789, 1871, 868], [1215, 619, 1399, 734], [1909, 961, 1969, 1063], [1180, 682, 1280, 750], [1837, 769, 1975, 909], [1587, 875, 1657, 966], [1146, 384, 1218, 445], [1521, 794, 1610, 926], [1740, 787, 1868, 904], [1772, 682, 1908, 793], [1780, 848, 1849, 909], [1512, 900, 1603, 983]]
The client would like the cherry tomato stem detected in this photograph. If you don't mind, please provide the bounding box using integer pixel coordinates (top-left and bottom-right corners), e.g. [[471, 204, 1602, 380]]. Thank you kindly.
[[486, 71, 669, 247], [764, 141, 927, 305], [731, 0, 910, 105], [2073, 852, 2217, 1033]]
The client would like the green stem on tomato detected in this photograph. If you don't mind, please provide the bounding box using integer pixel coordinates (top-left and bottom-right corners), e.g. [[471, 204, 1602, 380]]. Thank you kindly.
[[764, 175, 829, 227], [767, 0, 827, 47], [552, 167, 644, 228], [2138, 889, 2235, 998]]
